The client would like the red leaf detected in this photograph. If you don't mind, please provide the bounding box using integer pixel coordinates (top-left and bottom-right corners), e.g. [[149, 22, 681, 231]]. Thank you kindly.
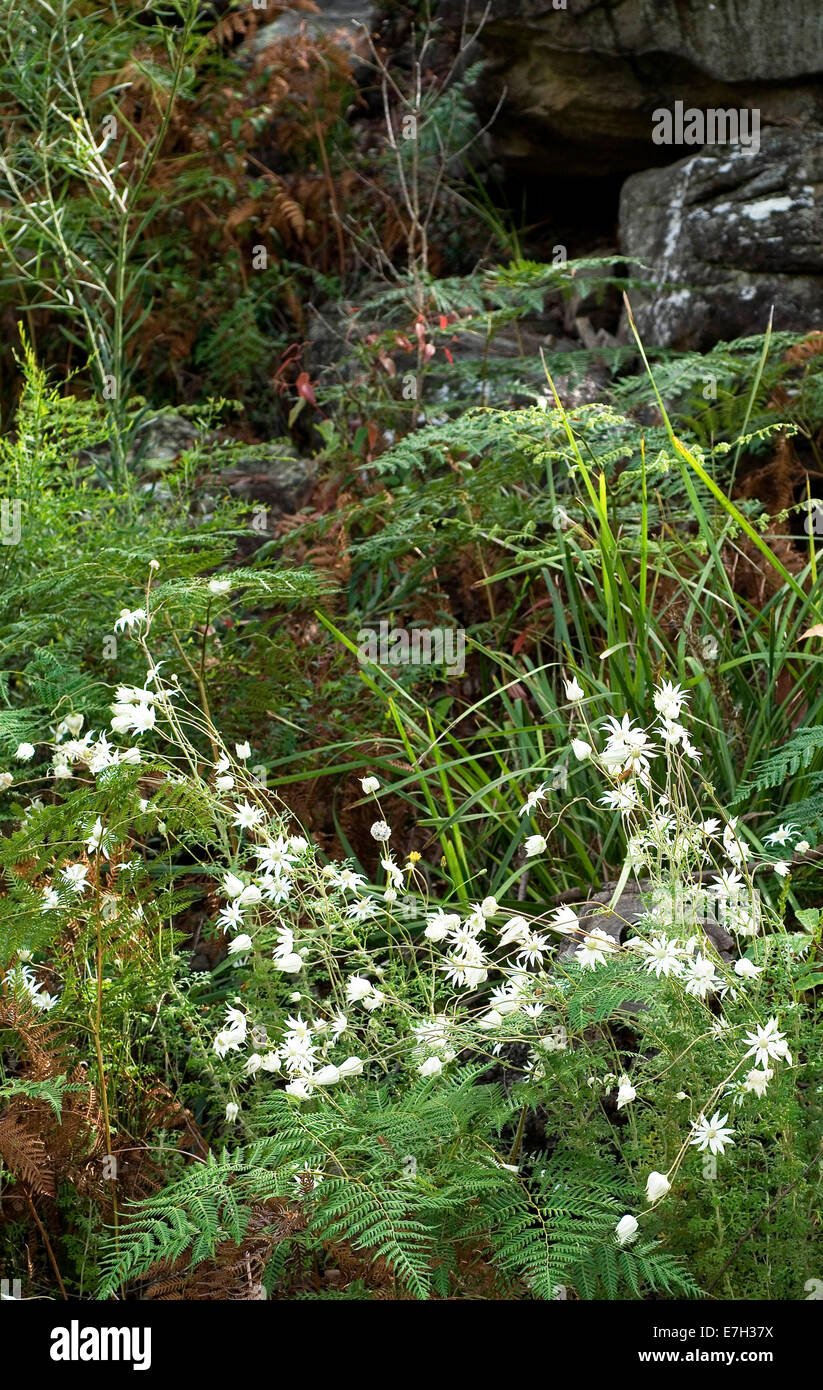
[[296, 372, 317, 405]]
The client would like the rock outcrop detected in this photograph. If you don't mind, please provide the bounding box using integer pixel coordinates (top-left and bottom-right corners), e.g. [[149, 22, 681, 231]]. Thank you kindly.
[[442, 0, 823, 176], [619, 129, 823, 348], [438, 0, 823, 345]]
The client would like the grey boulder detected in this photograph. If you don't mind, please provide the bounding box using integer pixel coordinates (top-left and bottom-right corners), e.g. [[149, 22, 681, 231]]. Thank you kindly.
[[619, 128, 823, 348]]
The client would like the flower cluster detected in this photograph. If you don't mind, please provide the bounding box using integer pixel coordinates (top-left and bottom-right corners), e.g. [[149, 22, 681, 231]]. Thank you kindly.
[[3, 957, 59, 1012], [214, 1000, 363, 1105], [9, 620, 808, 1278]]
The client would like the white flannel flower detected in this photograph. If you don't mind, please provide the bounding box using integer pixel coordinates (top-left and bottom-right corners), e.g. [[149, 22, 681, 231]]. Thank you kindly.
[[733, 957, 763, 980], [338, 1056, 364, 1078], [576, 928, 615, 970], [30, 989, 58, 1012], [224, 1005, 247, 1039], [449, 920, 483, 958], [653, 679, 687, 723], [381, 856, 405, 890], [15, 742, 36, 761], [499, 915, 531, 947], [519, 783, 548, 817], [645, 1171, 671, 1203], [636, 934, 685, 979], [85, 817, 113, 859], [232, 800, 263, 830], [742, 1067, 773, 1098], [228, 934, 253, 955], [213, 1027, 243, 1058], [370, 820, 392, 842], [564, 677, 584, 702], [683, 953, 721, 999], [690, 1111, 735, 1156], [616, 1075, 636, 1109], [334, 868, 366, 892], [418, 1056, 443, 1077], [615, 1214, 638, 1246], [360, 776, 380, 794], [600, 784, 640, 814], [347, 897, 376, 923], [285, 1079, 313, 1100], [764, 823, 797, 846], [515, 931, 550, 969], [424, 910, 459, 941], [442, 938, 488, 989], [217, 902, 245, 932], [281, 1036, 316, 1075], [658, 720, 687, 748], [723, 817, 750, 866], [110, 701, 156, 736], [724, 898, 759, 937], [549, 905, 581, 936], [284, 1014, 312, 1045], [524, 834, 547, 858], [711, 868, 745, 900], [313, 1064, 341, 1087], [114, 608, 146, 632], [743, 1017, 792, 1069], [346, 975, 373, 1003], [273, 950, 303, 974], [600, 713, 655, 775], [60, 863, 90, 894]]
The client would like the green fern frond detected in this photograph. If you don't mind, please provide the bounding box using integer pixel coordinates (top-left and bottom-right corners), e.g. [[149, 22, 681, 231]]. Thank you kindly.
[[733, 729, 823, 802]]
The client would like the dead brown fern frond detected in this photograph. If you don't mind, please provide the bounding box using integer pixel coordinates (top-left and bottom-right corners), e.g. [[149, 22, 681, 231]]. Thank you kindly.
[[0, 1112, 53, 1196], [142, 1199, 306, 1300]]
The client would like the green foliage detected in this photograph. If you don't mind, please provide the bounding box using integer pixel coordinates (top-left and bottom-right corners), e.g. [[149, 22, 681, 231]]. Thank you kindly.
[[2, 8, 823, 1306], [734, 729, 823, 800], [99, 1077, 699, 1301]]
